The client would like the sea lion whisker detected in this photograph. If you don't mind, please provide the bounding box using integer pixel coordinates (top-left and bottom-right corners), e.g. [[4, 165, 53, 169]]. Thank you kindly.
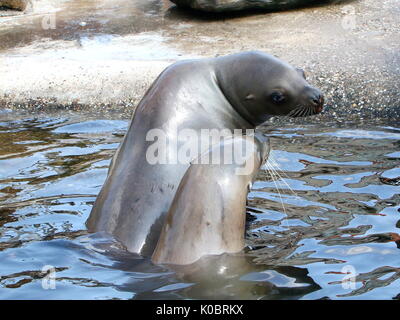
[[291, 106, 303, 118], [294, 106, 302, 117], [288, 106, 299, 117], [292, 110, 300, 118], [265, 161, 293, 198], [265, 162, 283, 190], [267, 157, 300, 198], [297, 107, 306, 117], [267, 164, 300, 200], [297, 105, 308, 117], [265, 161, 282, 186], [265, 162, 290, 230], [287, 108, 298, 117]]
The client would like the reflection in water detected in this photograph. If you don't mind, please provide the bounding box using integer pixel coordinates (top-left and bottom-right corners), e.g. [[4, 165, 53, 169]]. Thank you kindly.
[[0, 0, 174, 51], [0, 115, 399, 299]]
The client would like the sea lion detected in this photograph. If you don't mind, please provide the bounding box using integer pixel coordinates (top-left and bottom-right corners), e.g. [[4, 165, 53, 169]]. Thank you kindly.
[[86, 51, 324, 256], [152, 133, 270, 265]]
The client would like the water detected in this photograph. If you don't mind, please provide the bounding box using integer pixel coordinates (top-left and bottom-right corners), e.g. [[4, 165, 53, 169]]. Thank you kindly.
[[0, 114, 399, 300]]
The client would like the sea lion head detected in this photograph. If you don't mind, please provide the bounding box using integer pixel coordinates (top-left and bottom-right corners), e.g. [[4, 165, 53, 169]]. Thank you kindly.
[[216, 51, 324, 126]]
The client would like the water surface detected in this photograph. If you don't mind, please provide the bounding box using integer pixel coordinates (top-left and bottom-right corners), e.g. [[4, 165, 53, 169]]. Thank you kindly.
[[0, 114, 399, 299]]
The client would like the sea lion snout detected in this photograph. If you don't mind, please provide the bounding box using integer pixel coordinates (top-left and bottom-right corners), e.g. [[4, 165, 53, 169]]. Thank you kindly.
[[288, 86, 324, 117], [311, 91, 324, 114]]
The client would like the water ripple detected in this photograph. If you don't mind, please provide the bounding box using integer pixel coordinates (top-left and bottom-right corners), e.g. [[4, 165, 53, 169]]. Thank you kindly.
[[0, 116, 399, 299]]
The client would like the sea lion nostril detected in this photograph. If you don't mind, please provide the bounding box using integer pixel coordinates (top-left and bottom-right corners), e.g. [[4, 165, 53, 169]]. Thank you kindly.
[[309, 94, 324, 114], [311, 94, 324, 107]]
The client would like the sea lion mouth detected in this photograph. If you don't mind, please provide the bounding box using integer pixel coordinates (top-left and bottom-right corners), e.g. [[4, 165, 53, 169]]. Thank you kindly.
[[288, 92, 324, 118]]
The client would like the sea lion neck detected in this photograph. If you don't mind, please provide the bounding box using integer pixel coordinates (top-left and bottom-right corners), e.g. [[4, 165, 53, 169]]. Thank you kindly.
[[212, 56, 265, 128]]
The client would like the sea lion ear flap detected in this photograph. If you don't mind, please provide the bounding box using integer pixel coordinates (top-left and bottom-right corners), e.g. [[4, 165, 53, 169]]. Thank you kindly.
[[296, 68, 307, 80]]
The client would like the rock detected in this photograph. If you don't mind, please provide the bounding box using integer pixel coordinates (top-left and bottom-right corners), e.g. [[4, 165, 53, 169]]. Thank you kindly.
[[170, 0, 323, 12], [0, 0, 29, 11]]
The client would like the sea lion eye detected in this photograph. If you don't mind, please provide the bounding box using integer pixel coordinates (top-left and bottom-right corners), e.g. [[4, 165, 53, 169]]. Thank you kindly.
[[270, 92, 286, 104]]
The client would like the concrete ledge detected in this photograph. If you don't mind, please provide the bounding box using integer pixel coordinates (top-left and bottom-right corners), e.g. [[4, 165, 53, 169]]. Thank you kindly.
[[1, 57, 169, 105]]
